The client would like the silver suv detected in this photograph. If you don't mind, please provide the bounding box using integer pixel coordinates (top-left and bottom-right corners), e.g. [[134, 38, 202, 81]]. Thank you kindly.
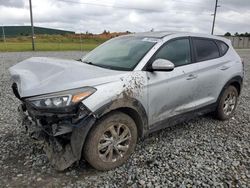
[[9, 31, 244, 171]]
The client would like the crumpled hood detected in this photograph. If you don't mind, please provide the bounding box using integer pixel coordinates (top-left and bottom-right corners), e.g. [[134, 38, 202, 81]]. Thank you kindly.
[[9, 57, 126, 97]]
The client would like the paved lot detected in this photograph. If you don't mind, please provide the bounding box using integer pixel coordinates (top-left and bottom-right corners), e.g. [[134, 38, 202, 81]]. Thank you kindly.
[[0, 51, 249, 187]]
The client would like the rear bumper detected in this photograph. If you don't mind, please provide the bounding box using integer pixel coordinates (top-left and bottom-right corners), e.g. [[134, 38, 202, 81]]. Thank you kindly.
[[18, 103, 96, 171]]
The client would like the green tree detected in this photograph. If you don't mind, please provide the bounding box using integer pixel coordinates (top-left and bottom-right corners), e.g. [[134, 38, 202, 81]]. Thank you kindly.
[[234, 32, 239, 36], [224, 32, 231, 36], [103, 30, 110, 35], [244, 32, 250, 37]]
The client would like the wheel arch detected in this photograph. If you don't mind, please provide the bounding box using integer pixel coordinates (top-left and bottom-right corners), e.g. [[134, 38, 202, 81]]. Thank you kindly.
[[217, 75, 243, 103], [230, 80, 242, 95], [93, 98, 148, 138]]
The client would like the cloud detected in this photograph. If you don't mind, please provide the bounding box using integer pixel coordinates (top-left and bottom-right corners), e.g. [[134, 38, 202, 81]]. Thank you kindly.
[[114, 0, 166, 12], [0, 0, 24, 8], [0, 0, 249, 35]]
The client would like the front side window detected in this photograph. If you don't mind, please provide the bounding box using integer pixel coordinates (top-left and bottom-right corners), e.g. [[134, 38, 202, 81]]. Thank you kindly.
[[82, 36, 157, 71], [193, 38, 220, 62], [152, 38, 191, 67]]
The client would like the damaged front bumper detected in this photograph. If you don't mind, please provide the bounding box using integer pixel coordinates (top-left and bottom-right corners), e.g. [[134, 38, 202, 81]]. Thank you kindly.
[[18, 102, 96, 171]]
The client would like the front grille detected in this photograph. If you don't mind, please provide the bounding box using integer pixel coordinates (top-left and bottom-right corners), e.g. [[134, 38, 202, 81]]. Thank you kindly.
[[12, 83, 21, 99]]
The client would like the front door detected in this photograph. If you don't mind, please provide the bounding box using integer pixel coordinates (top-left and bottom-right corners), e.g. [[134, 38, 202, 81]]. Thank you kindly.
[[146, 38, 199, 126]]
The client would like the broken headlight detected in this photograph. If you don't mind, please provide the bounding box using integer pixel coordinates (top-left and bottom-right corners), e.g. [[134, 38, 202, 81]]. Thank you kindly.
[[26, 87, 96, 108]]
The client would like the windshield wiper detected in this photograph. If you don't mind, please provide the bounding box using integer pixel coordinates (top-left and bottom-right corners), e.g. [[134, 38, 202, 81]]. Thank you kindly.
[[76, 59, 92, 64], [82, 60, 94, 65], [81, 60, 123, 70], [82, 60, 109, 68]]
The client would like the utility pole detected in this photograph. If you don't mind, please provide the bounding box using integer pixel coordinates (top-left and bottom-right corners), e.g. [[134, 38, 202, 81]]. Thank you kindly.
[[211, 0, 219, 35], [29, 0, 35, 50], [80, 32, 83, 51], [2, 25, 6, 50], [2, 25, 6, 43]]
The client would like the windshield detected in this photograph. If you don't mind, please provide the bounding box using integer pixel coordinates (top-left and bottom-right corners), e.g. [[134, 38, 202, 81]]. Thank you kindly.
[[82, 36, 157, 71]]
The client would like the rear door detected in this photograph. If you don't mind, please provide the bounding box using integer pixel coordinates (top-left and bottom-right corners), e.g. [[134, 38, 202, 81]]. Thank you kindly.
[[191, 37, 227, 107]]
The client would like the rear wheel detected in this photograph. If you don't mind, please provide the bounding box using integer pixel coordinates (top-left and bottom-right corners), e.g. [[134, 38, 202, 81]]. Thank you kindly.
[[216, 85, 238, 120], [83, 112, 137, 170]]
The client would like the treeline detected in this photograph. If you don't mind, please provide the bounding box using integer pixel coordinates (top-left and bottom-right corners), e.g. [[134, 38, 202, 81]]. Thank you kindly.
[[224, 32, 250, 37]]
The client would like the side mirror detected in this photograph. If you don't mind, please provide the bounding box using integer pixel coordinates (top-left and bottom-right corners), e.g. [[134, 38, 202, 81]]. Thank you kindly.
[[150, 59, 175, 71]]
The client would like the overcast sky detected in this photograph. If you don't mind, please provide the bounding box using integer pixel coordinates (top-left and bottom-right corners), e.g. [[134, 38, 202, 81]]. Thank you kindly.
[[0, 0, 249, 35]]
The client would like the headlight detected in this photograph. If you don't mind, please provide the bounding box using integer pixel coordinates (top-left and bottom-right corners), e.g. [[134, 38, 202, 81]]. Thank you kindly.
[[27, 87, 96, 108]]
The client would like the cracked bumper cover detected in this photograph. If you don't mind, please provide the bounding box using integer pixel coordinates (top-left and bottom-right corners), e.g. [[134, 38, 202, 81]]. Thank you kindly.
[[18, 103, 96, 171]]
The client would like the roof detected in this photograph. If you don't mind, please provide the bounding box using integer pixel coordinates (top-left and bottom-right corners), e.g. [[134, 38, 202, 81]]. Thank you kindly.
[[131, 31, 174, 38], [128, 31, 230, 43]]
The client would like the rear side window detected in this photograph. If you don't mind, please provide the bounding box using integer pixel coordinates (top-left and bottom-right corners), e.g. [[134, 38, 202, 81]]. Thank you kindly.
[[216, 40, 229, 56], [153, 38, 191, 67], [193, 38, 220, 62]]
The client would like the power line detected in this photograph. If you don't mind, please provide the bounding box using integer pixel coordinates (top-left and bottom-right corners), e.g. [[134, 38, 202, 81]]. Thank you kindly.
[[57, 0, 213, 15], [57, 0, 222, 34], [58, 0, 213, 12], [221, 5, 242, 12], [173, 0, 213, 9], [57, 0, 160, 12], [174, 0, 210, 4]]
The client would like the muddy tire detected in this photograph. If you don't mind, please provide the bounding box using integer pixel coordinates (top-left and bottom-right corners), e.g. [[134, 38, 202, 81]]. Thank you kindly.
[[215, 85, 238, 120], [83, 111, 137, 170]]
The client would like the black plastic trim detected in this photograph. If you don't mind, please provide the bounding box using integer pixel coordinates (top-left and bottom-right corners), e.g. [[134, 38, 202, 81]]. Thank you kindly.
[[215, 40, 229, 57], [12, 83, 21, 100], [148, 103, 217, 134]]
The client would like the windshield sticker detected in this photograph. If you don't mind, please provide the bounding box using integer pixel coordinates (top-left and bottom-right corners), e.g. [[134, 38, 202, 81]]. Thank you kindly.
[[142, 38, 160, 43]]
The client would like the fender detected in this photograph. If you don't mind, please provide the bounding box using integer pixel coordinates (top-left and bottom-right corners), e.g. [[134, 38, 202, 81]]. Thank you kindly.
[[93, 97, 149, 137]]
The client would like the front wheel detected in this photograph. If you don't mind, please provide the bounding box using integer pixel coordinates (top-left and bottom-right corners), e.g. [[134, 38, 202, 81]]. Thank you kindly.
[[215, 85, 238, 120], [83, 112, 137, 170]]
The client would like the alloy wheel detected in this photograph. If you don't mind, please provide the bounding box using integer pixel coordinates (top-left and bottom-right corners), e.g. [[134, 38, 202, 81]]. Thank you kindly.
[[223, 90, 237, 116], [98, 123, 132, 162]]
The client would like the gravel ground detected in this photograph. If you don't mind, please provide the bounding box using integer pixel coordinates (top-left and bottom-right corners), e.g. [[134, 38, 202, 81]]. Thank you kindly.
[[0, 51, 249, 187]]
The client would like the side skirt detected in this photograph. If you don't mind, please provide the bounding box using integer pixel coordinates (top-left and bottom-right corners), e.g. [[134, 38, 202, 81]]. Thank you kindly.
[[147, 103, 217, 135]]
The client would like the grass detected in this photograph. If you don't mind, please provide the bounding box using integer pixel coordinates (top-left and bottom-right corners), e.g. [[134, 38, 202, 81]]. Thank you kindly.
[[0, 42, 100, 52], [0, 34, 107, 52]]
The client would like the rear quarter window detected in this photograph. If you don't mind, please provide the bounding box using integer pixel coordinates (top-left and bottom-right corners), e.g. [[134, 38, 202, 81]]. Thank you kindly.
[[193, 38, 220, 62], [216, 40, 229, 56]]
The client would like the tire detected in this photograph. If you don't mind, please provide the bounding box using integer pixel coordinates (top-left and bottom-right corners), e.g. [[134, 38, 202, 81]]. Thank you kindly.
[[215, 85, 238, 120], [83, 111, 138, 170]]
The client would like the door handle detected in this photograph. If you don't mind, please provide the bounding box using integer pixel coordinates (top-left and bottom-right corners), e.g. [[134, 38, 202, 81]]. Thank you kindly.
[[220, 66, 230, 70], [186, 74, 197, 80]]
